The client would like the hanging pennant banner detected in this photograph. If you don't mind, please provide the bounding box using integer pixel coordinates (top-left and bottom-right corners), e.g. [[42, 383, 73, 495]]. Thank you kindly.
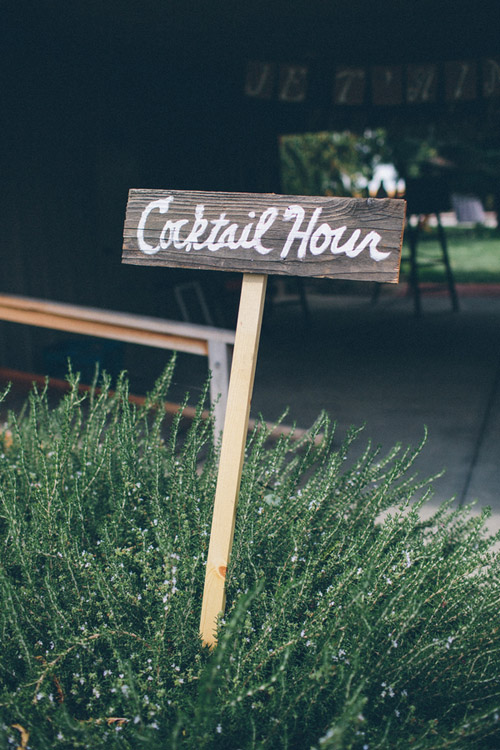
[[406, 64, 438, 104], [371, 65, 403, 106], [278, 64, 308, 102], [483, 58, 500, 98], [123, 189, 406, 283], [445, 60, 477, 101], [333, 67, 366, 105], [245, 57, 498, 107], [244, 61, 276, 100]]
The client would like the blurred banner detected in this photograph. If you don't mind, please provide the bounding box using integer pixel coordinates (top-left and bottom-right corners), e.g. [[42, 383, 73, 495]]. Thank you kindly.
[[244, 58, 500, 106]]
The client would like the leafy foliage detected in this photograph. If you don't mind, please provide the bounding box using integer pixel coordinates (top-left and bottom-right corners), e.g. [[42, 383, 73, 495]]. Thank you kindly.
[[279, 130, 389, 198], [0, 365, 499, 749]]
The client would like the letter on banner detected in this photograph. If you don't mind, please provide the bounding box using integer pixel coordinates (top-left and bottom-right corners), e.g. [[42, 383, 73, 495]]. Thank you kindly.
[[445, 61, 477, 102], [278, 65, 308, 103], [333, 68, 366, 106], [244, 61, 276, 100], [371, 66, 403, 106], [406, 64, 438, 104], [483, 59, 500, 98]]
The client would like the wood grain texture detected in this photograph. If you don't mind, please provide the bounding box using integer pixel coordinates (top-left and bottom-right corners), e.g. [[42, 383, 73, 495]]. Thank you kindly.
[[123, 189, 405, 282], [199, 274, 267, 647]]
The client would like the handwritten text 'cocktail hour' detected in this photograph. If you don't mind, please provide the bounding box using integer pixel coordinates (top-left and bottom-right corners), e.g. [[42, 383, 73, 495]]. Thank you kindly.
[[137, 197, 391, 262]]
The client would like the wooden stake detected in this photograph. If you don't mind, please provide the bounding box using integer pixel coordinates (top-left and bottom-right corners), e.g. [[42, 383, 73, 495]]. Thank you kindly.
[[200, 273, 268, 647]]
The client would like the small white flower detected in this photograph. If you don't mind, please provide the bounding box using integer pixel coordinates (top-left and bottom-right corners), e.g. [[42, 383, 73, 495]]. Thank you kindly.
[[216, 724, 222, 733]]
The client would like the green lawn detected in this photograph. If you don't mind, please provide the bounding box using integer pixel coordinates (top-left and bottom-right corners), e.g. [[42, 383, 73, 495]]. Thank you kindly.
[[401, 226, 500, 284]]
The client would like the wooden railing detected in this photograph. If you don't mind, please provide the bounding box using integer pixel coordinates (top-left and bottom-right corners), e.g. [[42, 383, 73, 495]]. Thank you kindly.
[[0, 294, 235, 434]]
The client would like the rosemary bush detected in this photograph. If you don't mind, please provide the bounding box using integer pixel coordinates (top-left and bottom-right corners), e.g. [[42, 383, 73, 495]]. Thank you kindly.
[[0, 361, 499, 749]]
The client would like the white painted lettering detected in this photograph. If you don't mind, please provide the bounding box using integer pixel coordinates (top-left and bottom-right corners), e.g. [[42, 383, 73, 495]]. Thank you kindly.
[[281, 205, 322, 259], [137, 197, 173, 255], [355, 230, 388, 261], [160, 219, 189, 250], [206, 214, 230, 252], [136, 196, 393, 265], [237, 218, 257, 249], [217, 223, 240, 250], [329, 226, 359, 255], [183, 205, 209, 251], [310, 223, 332, 255], [252, 207, 278, 255]]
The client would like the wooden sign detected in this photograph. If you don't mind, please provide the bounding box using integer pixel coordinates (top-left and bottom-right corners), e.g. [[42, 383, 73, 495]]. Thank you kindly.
[[123, 189, 405, 283], [123, 189, 405, 648]]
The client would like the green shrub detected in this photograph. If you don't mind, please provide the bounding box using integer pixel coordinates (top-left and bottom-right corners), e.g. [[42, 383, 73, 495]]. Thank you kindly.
[[0, 362, 499, 749]]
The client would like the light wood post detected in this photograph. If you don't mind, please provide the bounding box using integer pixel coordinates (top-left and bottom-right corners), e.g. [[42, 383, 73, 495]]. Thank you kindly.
[[208, 339, 232, 437], [200, 273, 267, 647]]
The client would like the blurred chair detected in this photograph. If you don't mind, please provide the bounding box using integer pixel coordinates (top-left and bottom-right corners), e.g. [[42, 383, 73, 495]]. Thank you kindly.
[[373, 176, 459, 315], [451, 193, 485, 225]]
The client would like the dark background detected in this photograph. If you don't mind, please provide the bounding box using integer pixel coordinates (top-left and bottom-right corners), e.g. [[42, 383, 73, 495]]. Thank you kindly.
[[1, 0, 500, 377]]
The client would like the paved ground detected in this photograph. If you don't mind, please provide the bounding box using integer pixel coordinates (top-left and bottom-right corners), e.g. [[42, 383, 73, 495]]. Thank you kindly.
[[250, 282, 500, 537]]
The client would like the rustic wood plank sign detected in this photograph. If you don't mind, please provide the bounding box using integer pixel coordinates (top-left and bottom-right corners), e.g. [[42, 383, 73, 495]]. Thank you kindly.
[[123, 188, 406, 648], [123, 189, 405, 282]]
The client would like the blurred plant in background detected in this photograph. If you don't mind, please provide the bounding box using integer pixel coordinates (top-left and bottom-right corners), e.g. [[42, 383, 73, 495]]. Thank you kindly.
[[279, 129, 391, 197]]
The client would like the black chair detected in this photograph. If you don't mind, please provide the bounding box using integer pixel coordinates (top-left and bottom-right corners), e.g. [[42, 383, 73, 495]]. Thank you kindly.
[[373, 176, 459, 315]]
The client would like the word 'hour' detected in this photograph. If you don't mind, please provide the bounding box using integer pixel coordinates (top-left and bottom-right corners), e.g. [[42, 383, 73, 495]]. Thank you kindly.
[[123, 189, 406, 282]]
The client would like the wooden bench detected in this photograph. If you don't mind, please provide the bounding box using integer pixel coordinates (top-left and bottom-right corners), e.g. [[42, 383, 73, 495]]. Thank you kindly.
[[0, 293, 235, 434]]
